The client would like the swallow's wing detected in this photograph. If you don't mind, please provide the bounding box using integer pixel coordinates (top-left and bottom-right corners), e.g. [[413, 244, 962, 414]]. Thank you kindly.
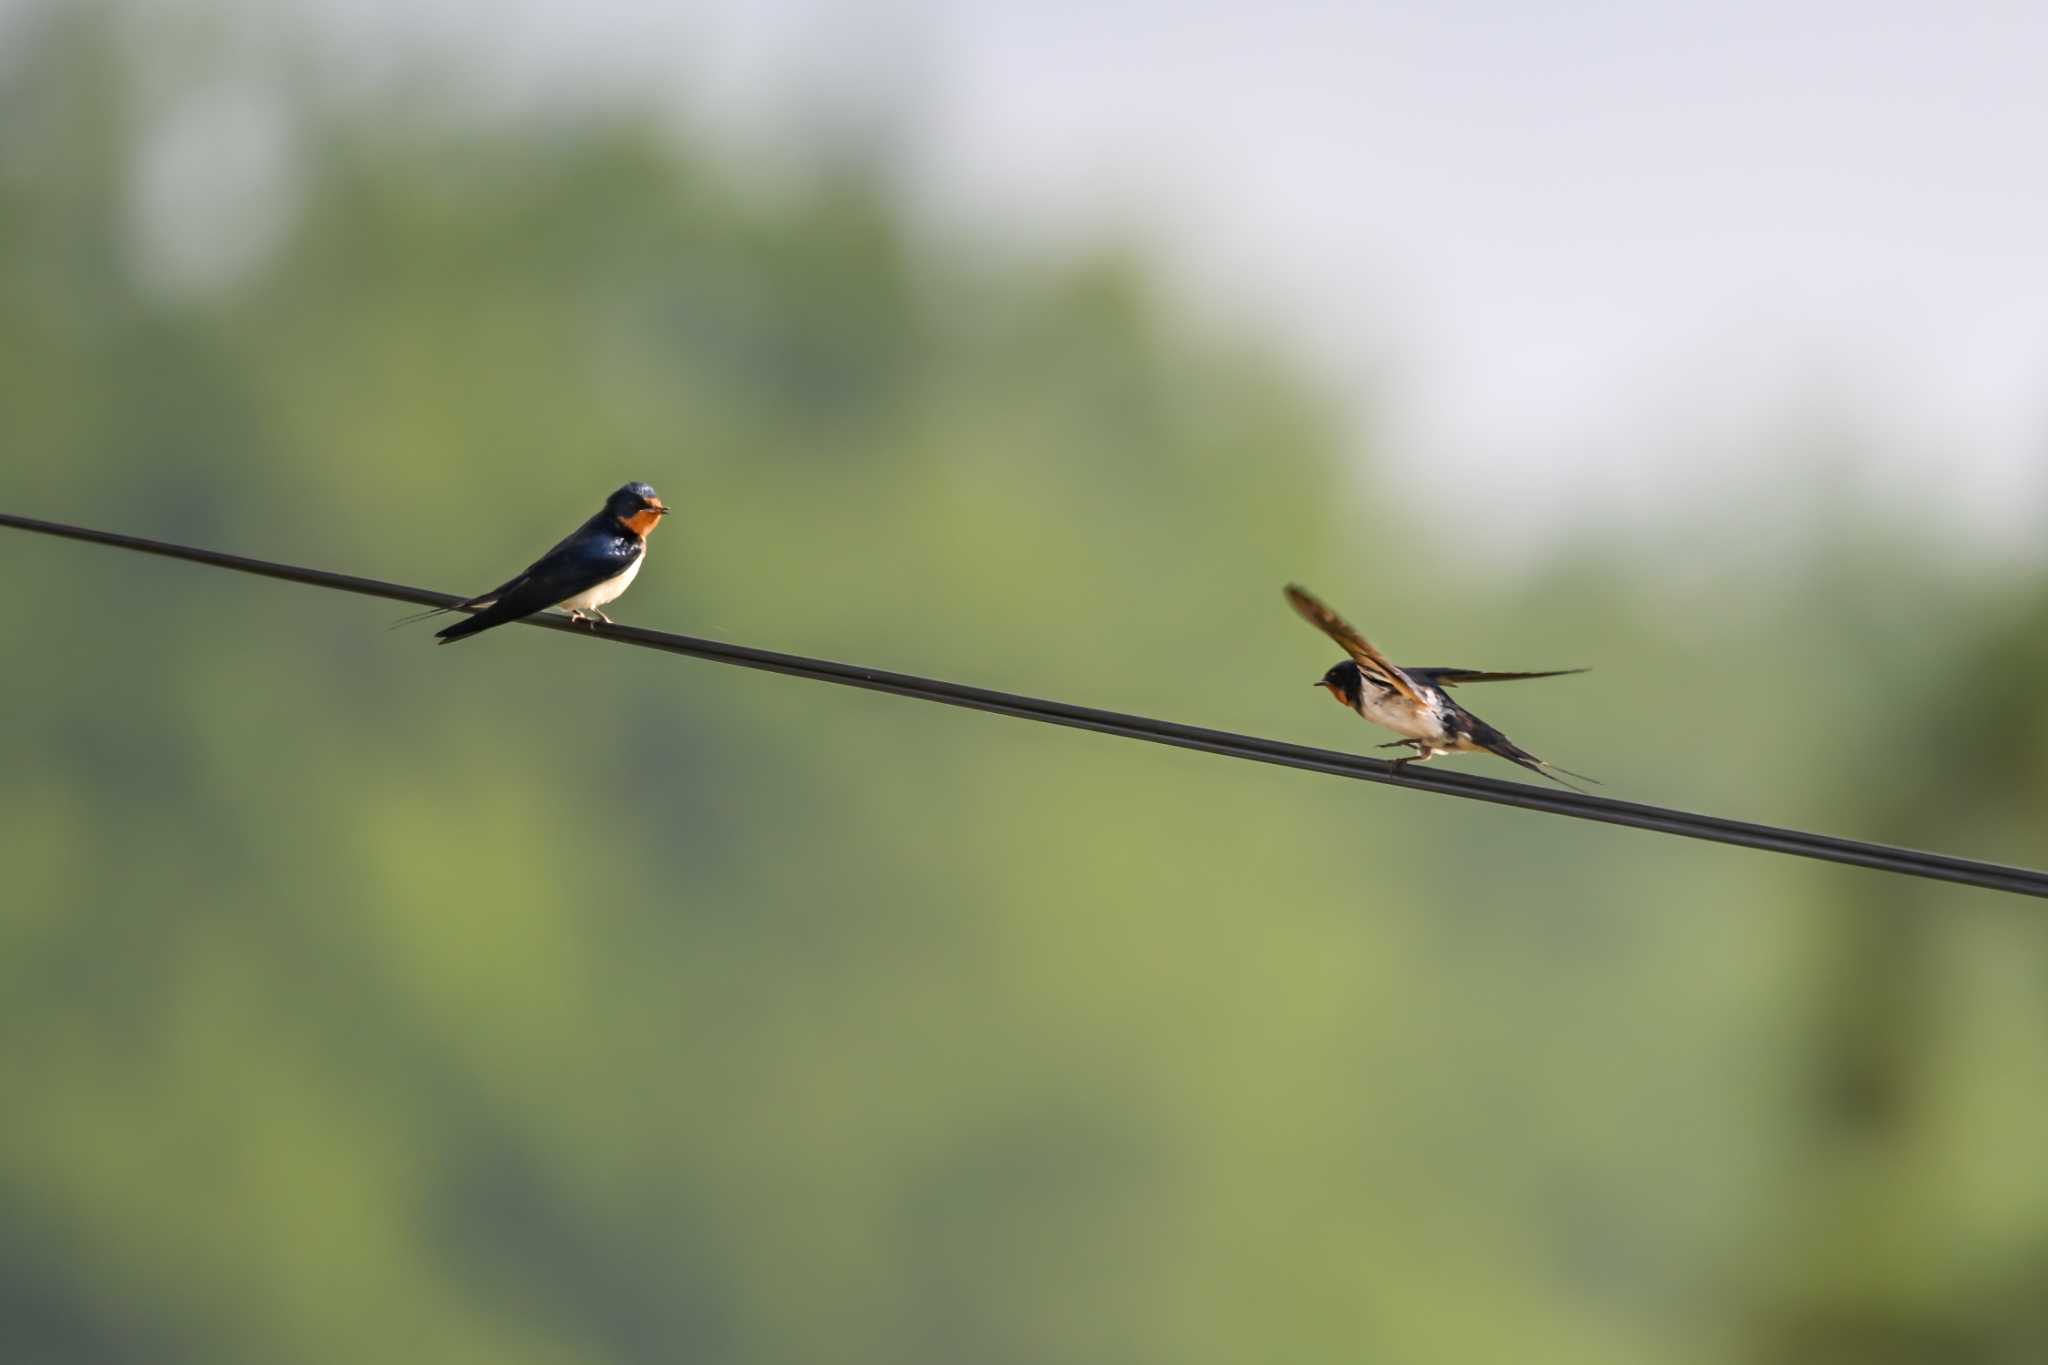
[[429, 516, 639, 641], [1284, 584, 1425, 706], [1412, 667, 1588, 688], [451, 567, 536, 613], [392, 517, 588, 628], [433, 540, 641, 644], [461, 510, 638, 611], [490, 532, 639, 616]]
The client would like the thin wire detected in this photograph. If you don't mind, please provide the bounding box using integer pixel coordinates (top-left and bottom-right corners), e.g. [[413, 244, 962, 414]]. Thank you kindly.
[[6, 508, 2044, 900]]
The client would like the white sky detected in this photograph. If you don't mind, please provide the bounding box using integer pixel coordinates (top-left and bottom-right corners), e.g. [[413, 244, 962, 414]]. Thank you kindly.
[[132, 0, 2048, 558]]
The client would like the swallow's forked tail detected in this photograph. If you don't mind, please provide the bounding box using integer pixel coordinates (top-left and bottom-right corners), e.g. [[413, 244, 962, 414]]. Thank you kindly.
[[1477, 733, 1600, 793], [387, 605, 453, 631], [393, 592, 493, 639]]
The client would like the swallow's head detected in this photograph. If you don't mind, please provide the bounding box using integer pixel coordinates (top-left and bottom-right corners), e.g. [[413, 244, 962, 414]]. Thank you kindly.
[[607, 482, 670, 537], [1315, 659, 1364, 712]]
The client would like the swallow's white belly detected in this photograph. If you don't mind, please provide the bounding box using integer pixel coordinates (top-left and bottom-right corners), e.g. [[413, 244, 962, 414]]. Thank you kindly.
[[1358, 687, 1448, 742], [557, 554, 641, 612]]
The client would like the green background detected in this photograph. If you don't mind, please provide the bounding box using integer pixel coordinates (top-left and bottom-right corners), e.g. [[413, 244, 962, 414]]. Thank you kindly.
[[5, 8, 2048, 1362]]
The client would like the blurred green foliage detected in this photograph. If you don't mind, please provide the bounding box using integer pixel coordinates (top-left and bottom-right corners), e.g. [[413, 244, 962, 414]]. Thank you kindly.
[[4, 6, 2048, 1363]]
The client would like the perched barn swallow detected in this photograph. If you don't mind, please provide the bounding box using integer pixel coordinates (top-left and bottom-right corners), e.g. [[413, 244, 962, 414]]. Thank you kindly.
[[417, 482, 669, 644], [1285, 583, 1595, 790]]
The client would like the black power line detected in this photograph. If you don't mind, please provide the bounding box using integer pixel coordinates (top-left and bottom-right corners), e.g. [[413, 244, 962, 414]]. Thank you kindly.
[[6, 508, 2044, 900]]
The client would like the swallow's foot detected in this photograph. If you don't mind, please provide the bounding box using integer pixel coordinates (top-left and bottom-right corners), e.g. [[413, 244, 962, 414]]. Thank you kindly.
[[592, 609, 614, 625], [1386, 744, 1443, 773], [564, 608, 586, 623]]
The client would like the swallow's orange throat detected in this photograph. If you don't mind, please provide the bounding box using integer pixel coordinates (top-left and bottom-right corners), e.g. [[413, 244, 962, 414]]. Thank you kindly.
[[619, 507, 665, 537]]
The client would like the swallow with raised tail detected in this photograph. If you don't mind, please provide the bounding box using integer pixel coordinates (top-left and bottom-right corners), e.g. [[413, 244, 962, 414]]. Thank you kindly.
[[413, 482, 670, 644], [1285, 583, 1595, 790]]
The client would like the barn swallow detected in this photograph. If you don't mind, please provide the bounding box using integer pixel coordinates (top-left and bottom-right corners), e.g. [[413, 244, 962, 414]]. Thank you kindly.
[[410, 482, 670, 644], [1285, 583, 1595, 790]]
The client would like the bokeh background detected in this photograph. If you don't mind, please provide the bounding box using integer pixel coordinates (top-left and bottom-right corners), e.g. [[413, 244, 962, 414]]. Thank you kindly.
[[5, 3, 2048, 1362]]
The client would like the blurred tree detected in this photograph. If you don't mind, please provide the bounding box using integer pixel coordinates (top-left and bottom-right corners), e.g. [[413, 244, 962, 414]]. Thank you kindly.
[[4, 6, 2047, 1365], [1750, 589, 2048, 1365]]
